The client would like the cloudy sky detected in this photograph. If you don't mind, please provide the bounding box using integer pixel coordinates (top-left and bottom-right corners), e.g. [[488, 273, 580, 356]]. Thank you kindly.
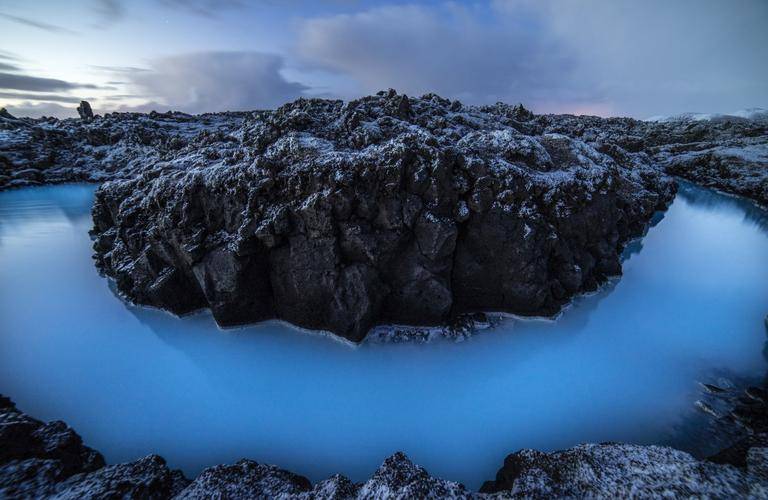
[[1, 0, 766, 118]]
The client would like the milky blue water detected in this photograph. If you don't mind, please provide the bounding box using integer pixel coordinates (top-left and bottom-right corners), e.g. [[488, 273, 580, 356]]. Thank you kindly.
[[0, 182, 767, 489]]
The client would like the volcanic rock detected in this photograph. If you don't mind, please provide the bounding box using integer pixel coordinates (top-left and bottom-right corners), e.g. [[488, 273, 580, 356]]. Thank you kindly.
[[89, 92, 675, 341], [77, 101, 94, 121]]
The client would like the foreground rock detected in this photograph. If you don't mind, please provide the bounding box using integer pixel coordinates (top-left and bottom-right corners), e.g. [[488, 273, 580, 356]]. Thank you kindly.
[[2, 93, 765, 341], [89, 91, 674, 341], [0, 395, 186, 498], [480, 443, 767, 498], [2, 395, 767, 499]]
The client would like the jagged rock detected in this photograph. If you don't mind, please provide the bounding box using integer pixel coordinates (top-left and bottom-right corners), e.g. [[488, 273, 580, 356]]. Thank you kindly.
[[0, 92, 764, 340], [88, 92, 675, 341], [77, 100, 94, 120], [176, 459, 311, 498], [710, 434, 768, 468], [0, 107, 16, 120], [3, 395, 768, 498], [479, 443, 768, 497], [511, 103, 534, 121], [0, 395, 104, 481], [0, 396, 187, 499], [53, 455, 189, 499], [300, 474, 360, 499], [1, 95, 764, 206], [536, 112, 768, 206], [355, 452, 470, 499]]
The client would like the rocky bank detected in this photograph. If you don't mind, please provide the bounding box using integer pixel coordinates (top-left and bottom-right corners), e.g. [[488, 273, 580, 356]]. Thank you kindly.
[[93, 92, 680, 341], [2, 394, 767, 499], [2, 94, 766, 340]]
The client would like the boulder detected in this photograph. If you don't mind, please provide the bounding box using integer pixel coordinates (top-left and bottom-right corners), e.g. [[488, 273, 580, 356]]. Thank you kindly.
[[76, 101, 94, 120]]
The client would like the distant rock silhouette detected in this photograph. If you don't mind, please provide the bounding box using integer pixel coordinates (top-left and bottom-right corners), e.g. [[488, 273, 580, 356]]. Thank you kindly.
[[77, 100, 94, 120]]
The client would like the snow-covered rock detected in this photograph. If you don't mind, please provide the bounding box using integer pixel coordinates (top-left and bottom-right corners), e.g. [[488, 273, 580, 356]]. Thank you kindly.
[[480, 443, 768, 498], [87, 91, 674, 341], [2, 394, 767, 498]]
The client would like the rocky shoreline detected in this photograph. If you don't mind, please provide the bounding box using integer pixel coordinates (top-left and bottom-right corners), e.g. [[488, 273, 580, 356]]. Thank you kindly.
[[17, 92, 682, 341], [2, 93, 766, 341], [2, 390, 766, 498], [1, 94, 767, 497]]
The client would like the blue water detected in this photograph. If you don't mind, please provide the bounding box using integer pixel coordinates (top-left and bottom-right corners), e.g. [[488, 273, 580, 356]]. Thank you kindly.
[[0, 183, 766, 489]]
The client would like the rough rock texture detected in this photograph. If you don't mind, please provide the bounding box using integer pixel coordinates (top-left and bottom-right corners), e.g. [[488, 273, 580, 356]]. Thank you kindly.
[[2, 97, 764, 204], [0, 108, 247, 190], [86, 91, 674, 341], [479, 443, 768, 498], [354, 451, 471, 499], [0, 395, 187, 498], [706, 379, 768, 469], [3, 395, 768, 499], [0, 395, 104, 498], [176, 459, 312, 498], [3, 93, 764, 340], [537, 111, 768, 206], [77, 100, 94, 121], [53, 455, 189, 499]]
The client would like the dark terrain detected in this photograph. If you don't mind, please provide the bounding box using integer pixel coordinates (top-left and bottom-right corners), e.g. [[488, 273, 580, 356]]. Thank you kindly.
[[3, 93, 765, 342], [1, 389, 766, 498], [0, 93, 766, 497]]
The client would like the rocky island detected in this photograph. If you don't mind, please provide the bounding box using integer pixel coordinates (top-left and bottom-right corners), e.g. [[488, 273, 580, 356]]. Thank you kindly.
[[2, 92, 765, 341], [1, 93, 767, 498]]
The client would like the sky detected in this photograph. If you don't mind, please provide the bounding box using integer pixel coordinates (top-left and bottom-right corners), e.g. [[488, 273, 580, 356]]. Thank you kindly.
[[0, 0, 766, 119]]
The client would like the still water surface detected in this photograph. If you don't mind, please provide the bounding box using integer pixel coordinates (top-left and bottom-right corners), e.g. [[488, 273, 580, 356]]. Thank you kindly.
[[0, 182, 766, 488]]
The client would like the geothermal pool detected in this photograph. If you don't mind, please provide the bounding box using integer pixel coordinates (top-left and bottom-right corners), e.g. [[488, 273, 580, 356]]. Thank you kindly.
[[0, 182, 766, 488]]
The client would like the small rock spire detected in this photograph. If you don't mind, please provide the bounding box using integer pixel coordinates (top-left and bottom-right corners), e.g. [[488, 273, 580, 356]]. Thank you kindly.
[[77, 100, 94, 120]]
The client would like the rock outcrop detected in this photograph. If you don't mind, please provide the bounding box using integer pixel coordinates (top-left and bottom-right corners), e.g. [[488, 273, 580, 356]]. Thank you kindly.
[[2, 96, 764, 205], [88, 92, 675, 341], [1, 93, 765, 342], [536, 111, 768, 206], [0, 108, 248, 189], [77, 101, 94, 121], [480, 443, 768, 498], [2, 395, 767, 498], [0, 395, 187, 498]]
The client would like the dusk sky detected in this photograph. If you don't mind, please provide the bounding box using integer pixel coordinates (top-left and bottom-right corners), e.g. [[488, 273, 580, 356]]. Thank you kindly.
[[1, 0, 766, 119]]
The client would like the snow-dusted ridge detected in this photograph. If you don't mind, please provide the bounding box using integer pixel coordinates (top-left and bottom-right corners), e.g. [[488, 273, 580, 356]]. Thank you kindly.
[[1, 393, 767, 498], [646, 108, 768, 123]]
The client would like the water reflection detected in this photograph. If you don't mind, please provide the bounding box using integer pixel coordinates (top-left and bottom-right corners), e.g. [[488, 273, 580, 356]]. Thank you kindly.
[[0, 182, 767, 489], [677, 180, 768, 232]]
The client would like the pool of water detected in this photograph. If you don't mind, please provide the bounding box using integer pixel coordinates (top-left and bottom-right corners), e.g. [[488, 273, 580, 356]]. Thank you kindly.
[[0, 182, 766, 488]]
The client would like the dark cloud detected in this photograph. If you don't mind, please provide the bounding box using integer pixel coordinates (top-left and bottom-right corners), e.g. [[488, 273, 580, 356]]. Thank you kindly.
[[125, 51, 307, 113], [0, 91, 84, 103], [3, 101, 78, 119], [0, 12, 78, 35], [85, 0, 247, 26], [92, 0, 126, 26], [298, 0, 768, 117], [90, 65, 150, 74], [157, 0, 244, 17], [536, 0, 768, 116], [0, 72, 101, 92], [0, 50, 21, 62], [298, 4, 584, 109], [0, 62, 20, 71]]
